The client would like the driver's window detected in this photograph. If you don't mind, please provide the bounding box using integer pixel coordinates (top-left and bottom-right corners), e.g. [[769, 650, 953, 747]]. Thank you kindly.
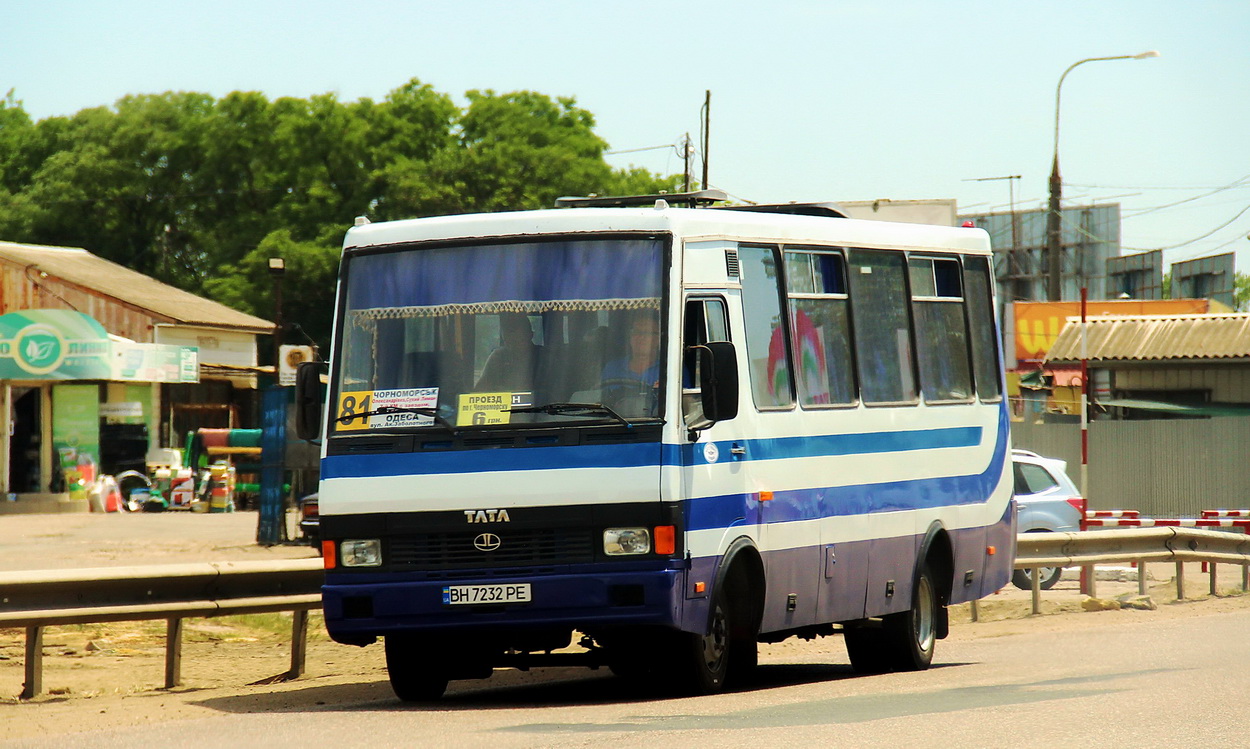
[[683, 296, 730, 426]]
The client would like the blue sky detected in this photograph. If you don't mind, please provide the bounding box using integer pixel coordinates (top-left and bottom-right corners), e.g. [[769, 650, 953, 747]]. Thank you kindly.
[[4, 1, 1248, 272]]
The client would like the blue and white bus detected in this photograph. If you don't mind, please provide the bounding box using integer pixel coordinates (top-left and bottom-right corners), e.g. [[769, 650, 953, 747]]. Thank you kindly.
[[296, 190, 1015, 700]]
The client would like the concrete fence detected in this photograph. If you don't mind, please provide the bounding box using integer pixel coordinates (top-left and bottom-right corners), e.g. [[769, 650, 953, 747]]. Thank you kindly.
[[1012, 417, 1250, 517]]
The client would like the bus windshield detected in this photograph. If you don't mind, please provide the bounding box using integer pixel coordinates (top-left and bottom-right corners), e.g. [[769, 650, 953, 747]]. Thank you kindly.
[[333, 236, 666, 431]]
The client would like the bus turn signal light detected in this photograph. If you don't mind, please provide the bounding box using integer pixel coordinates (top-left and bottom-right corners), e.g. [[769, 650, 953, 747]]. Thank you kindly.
[[654, 525, 676, 555]]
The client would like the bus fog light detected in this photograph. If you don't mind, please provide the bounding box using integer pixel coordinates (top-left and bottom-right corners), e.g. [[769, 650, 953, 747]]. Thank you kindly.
[[341, 539, 382, 567], [604, 528, 651, 555]]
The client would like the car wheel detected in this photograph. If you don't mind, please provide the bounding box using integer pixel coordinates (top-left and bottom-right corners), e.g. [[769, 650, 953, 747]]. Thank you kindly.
[[1012, 565, 1064, 591]]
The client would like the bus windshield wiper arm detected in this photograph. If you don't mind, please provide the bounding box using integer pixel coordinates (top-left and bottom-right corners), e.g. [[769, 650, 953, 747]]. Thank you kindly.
[[333, 406, 456, 431], [506, 402, 638, 427]]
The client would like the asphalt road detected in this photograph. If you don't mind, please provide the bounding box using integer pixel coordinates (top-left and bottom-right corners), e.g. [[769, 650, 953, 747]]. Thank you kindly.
[[5, 603, 1249, 747]]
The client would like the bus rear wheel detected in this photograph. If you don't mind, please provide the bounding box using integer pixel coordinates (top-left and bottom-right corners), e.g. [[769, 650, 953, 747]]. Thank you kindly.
[[845, 563, 939, 674], [883, 563, 938, 671], [844, 625, 891, 674]]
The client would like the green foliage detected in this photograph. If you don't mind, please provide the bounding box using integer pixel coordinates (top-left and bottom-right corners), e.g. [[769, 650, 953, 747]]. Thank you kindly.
[[0, 80, 677, 350], [1235, 272, 1250, 311]]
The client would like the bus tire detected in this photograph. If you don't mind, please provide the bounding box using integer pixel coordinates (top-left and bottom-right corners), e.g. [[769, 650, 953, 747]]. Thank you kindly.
[[843, 625, 891, 674], [384, 636, 449, 702], [672, 591, 732, 693], [883, 562, 938, 671]]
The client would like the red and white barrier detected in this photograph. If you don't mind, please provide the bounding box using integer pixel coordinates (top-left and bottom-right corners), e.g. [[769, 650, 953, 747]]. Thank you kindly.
[[1086, 510, 1140, 519], [1202, 510, 1250, 518], [1084, 517, 1250, 531]]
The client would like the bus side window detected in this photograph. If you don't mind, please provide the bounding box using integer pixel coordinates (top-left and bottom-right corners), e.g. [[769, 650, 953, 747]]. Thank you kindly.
[[738, 245, 796, 410], [683, 297, 729, 427], [909, 256, 973, 403], [962, 255, 1003, 401], [848, 249, 918, 405], [784, 249, 858, 407]]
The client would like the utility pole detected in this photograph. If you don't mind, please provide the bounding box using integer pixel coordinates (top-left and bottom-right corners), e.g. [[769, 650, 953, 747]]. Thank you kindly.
[[701, 90, 711, 190], [682, 133, 691, 192]]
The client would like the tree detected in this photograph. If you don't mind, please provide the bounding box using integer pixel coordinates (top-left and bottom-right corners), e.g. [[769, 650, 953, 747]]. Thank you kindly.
[[204, 228, 341, 355], [0, 79, 679, 351]]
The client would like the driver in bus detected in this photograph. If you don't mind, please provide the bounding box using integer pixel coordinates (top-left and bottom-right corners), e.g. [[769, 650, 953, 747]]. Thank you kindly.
[[600, 314, 661, 414]]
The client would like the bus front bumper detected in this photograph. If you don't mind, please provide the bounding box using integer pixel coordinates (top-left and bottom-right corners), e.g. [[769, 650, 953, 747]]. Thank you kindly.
[[322, 566, 687, 645]]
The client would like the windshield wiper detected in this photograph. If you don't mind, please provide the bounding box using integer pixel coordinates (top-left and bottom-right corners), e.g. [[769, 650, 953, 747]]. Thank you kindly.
[[506, 402, 640, 427], [333, 406, 456, 431]]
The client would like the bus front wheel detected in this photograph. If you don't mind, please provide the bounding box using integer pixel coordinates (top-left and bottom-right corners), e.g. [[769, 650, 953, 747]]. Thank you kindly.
[[671, 593, 732, 693], [384, 636, 450, 702]]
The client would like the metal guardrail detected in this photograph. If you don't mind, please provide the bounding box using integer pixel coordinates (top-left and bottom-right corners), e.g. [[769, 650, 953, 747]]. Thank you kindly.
[[1012, 527, 1250, 615], [0, 559, 323, 699]]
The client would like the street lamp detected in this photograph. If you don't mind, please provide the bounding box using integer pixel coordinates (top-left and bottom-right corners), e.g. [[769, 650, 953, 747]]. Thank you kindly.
[[268, 257, 286, 374], [1046, 50, 1160, 301]]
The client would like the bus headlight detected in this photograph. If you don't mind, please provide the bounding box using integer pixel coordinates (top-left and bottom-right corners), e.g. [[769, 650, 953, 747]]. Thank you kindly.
[[604, 527, 651, 555], [340, 539, 382, 567]]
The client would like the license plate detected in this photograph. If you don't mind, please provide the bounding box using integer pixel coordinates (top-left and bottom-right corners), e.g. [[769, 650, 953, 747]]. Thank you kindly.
[[442, 583, 532, 606]]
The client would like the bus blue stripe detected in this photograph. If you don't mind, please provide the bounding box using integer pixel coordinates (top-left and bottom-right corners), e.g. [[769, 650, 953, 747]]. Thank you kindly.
[[686, 408, 1009, 528], [320, 424, 985, 479], [688, 476, 986, 530], [676, 426, 982, 466]]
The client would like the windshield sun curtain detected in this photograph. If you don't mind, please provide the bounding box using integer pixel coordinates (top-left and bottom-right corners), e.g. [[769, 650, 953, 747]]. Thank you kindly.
[[335, 237, 666, 430]]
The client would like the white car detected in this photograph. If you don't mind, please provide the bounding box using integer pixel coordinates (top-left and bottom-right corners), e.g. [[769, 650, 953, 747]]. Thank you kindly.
[[1012, 449, 1085, 590]]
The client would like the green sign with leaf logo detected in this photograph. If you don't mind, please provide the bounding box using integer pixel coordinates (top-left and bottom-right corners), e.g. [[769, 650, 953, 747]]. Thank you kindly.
[[0, 310, 198, 382]]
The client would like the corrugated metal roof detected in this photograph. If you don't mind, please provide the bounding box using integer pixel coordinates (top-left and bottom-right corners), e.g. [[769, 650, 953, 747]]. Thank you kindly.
[[0, 241, 272, 332], [1046, 313, 1250, 363]]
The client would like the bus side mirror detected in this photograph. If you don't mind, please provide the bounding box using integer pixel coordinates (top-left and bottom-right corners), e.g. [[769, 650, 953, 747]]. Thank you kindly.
[[295, 360, 328, 441], [698, 341, 738, 423]]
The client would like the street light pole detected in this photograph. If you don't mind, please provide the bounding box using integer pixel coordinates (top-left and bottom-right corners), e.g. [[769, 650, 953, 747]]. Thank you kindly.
[[268, 257, 286, 376], [1046, 51, 1159, 301]]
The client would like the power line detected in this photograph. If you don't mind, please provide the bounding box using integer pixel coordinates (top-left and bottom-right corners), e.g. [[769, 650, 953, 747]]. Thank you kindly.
[[1065, 176, 1250, 191], [1122, 174, 1250, 218], [604, 143, 676, 155], [1122, 202, 1250, 252]]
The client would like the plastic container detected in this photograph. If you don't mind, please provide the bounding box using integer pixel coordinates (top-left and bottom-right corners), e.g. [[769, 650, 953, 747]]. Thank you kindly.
[[170, 478, 195, 509]]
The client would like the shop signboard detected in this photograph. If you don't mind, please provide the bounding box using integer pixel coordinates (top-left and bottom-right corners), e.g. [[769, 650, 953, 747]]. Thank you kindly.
[[0, 309, 112, 379], [0, 309, 197, 382], [110, 341, 199, 383], [52, 384, 100, 501], [1013, 299, 1212, 364]]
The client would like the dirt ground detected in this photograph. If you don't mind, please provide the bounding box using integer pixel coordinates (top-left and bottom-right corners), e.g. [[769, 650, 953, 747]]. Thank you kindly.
[[2, 511, 1249, 742]]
